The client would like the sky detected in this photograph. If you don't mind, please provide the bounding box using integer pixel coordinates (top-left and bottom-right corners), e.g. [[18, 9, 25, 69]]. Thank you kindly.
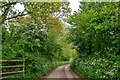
[[14, 0, 80, 14], [69, 0, 80, 14]]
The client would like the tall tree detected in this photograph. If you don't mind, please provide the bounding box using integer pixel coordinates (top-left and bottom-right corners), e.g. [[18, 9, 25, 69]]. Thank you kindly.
[[0, 1, 70, 25], [68, 2, 119, 56]]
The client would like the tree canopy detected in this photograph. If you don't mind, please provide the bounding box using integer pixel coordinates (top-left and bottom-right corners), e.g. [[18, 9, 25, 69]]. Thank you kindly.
[[68, 2, 120, 79]]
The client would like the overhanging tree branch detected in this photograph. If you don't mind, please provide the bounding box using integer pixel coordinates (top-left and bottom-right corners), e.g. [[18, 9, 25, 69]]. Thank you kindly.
[[0, 2, 17, 8], [5, 13, 28, 21], [0, 5, 11, 25]]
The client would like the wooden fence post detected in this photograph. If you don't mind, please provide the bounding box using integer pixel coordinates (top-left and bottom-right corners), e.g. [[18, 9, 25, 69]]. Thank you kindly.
[[23, 60, 25, 77]]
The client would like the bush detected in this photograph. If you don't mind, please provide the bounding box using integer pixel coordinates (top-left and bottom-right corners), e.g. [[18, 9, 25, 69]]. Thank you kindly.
[[71, 54, 120, 79]]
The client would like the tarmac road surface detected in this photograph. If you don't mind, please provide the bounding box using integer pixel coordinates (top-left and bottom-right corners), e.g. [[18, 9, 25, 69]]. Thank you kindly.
[[43, 64, 81, 80]]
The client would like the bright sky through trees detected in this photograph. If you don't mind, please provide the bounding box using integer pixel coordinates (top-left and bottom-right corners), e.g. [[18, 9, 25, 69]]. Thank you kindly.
[[13, 3, 25, 12], [69, 0, 80, 14], [13, 0, 80, 14]]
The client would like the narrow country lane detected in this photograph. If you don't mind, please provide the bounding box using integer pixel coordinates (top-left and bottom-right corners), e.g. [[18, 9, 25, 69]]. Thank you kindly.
[[43, 64, 80, 80]]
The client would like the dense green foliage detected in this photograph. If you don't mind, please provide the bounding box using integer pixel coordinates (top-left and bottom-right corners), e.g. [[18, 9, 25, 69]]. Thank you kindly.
[[68, 2, 120, 79], [1, 2, 70, 78], [1, 1, 120, 79], [71, 54, 120, 79], [2, 20, 67, 78]]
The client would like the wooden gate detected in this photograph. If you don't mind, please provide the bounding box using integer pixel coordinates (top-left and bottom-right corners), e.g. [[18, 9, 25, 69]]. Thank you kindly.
[[0, 60, 25, 79]]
